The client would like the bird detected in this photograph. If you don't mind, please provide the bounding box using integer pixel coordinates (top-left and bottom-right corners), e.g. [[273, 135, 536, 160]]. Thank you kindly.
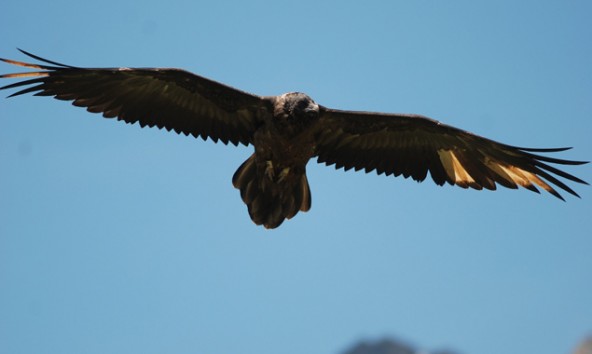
[[0, 49, 588, 229]]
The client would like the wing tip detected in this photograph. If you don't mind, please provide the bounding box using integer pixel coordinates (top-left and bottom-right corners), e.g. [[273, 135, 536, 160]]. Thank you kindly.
[[516, 146, 573, 153], [16, 48, 73, 68], [1, 48, 72, 71]]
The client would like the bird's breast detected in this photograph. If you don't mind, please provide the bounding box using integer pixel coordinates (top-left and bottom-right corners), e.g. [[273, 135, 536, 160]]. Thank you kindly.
[[252, 122, 317, 172]]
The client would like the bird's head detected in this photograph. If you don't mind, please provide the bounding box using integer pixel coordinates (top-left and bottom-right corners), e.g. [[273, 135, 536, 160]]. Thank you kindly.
[[274, 92, 320, 123]]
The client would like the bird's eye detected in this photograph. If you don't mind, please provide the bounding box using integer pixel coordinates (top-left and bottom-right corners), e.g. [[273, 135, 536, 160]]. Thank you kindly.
[[305, 109, 318, 119]]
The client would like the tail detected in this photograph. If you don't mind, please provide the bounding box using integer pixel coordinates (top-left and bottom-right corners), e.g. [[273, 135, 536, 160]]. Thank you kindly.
[[232, 154, 311, 229]]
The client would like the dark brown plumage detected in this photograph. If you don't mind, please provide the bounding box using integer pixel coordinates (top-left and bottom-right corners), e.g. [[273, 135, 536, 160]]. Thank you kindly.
[[0, 50, 588, 228]]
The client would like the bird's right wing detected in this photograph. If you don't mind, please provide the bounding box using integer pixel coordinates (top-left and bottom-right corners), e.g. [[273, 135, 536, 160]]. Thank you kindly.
[[0, 49, 268, 146]]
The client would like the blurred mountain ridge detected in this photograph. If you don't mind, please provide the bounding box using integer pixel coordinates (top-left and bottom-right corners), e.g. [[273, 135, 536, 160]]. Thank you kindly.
[[341, 338, 460, 354], [573, 336, 592, 354]]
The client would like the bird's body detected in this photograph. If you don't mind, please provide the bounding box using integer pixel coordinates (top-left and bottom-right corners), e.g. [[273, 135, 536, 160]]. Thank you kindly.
[[0, 50, 588, 228], [233, 93, 320, 228]]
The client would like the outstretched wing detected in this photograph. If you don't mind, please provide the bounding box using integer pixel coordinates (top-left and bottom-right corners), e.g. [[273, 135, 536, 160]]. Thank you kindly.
[[315, 108, 588, 200], [0, 49, 268, 146]]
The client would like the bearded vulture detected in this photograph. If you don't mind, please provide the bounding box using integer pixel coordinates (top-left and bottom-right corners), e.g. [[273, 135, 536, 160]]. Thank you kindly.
[[1, 49, 588, 228]]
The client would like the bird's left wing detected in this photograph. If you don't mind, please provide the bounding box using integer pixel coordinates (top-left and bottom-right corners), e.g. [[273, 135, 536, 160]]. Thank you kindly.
[[0, 50, 268, 146], [314, 107, 588, 200]]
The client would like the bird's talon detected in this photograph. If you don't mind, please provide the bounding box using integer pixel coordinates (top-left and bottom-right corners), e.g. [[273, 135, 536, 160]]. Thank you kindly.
[[278, 167, 290, 182], [265, 161, 275, 180]]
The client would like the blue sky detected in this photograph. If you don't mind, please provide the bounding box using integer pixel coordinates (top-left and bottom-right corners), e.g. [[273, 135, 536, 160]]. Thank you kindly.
[[0, 1, 590, 354]]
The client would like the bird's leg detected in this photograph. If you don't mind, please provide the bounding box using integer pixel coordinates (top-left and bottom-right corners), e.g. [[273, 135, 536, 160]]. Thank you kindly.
[[264, 160, 290, 183], [277, 167, 290, 183], [265, 160, 275, 180]]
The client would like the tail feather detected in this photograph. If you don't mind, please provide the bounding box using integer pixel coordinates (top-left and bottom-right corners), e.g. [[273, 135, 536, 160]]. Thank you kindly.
[[232, 154, 311, 229]]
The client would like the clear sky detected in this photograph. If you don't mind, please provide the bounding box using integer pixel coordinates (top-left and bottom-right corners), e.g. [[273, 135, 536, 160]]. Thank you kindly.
[[0, 1, 590, 354]]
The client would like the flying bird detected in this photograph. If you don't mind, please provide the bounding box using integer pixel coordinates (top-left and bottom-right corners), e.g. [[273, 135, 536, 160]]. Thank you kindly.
[[0, 50, 588, 228]]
